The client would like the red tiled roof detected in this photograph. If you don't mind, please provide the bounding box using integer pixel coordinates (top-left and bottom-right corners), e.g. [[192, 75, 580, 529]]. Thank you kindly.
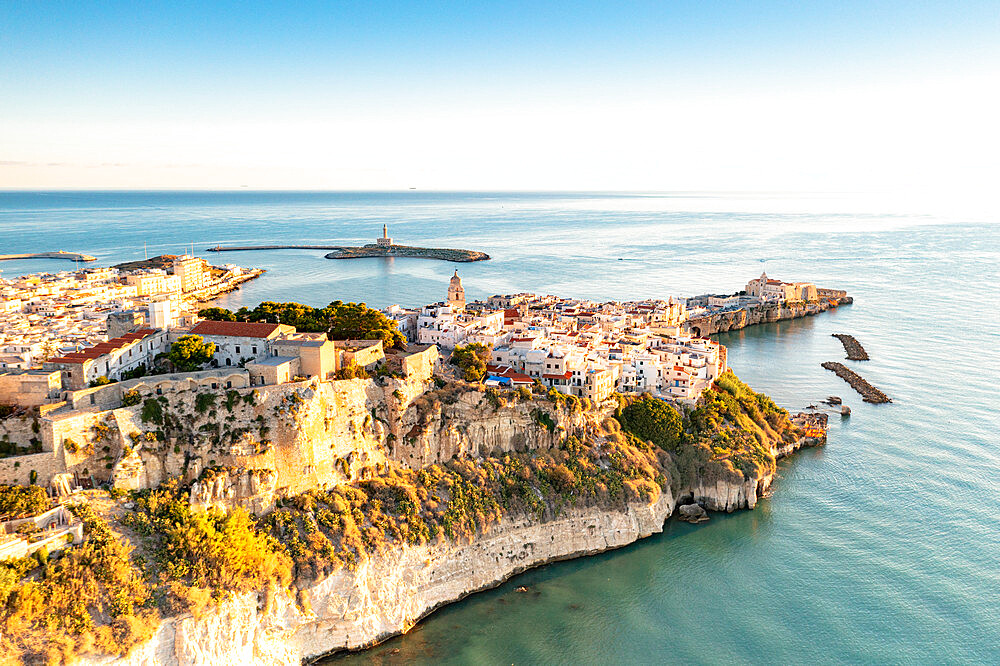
[[47, 329, 159, 364], [190, 320, 282, 338], [543, 371, 572, 380]]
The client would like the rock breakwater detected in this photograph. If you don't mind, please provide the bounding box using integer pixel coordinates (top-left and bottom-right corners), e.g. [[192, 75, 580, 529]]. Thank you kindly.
[[821, 362, 891, 403], [832, 333, 869, 360]]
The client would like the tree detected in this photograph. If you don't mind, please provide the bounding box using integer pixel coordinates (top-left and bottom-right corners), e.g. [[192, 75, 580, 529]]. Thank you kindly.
[[168, 335, 216, 372], [450, 343, 491, 382], [323, 301, 405, 348], [255, 302, 327, 331], [616, 395, 683, 452], [197, 307, 236, 322], [191, 300, 405, 348], [90, 376, 113, 387]]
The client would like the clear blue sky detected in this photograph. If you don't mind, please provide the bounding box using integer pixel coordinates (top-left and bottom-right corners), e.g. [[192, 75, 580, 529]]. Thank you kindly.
[[2, 1, 998, 192]]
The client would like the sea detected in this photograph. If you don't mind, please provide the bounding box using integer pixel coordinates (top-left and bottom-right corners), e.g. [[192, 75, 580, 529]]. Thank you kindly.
[[1, 191, 998, 664]]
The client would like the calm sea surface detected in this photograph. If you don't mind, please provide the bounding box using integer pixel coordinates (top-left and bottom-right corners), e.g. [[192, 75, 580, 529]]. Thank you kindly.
[[1, 191, 998, 663]]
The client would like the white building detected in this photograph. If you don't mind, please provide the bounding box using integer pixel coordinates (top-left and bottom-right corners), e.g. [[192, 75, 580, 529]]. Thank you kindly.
[[186, 320, 294, 367]]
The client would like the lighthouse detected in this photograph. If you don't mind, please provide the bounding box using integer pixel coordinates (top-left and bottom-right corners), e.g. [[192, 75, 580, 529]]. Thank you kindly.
[[376, 224, 393, 248]]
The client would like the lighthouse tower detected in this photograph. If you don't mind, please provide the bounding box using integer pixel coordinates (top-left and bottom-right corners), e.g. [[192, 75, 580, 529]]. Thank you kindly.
[[447, 270, 466, 310], [376, 224, 393, 247]]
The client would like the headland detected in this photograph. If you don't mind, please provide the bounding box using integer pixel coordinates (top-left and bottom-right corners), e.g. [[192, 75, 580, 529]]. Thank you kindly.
[[683, 272, 852, 337], [0, 270, 848, 665]]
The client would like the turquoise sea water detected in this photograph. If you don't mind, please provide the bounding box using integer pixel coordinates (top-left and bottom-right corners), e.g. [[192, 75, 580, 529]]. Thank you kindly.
[[1, 191, 998, 663]]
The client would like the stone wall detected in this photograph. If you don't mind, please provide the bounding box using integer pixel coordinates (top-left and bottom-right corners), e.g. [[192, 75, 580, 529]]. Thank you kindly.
[[0, 413, 40, 450], [0, 451, 61, 485]]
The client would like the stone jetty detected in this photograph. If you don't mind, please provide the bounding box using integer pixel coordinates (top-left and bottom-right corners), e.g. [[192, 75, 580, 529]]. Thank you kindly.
[[0, 250, 96, 262], [207, 244, 490, 263], [832, 333, 869, 360], [821, 362, 891, 403]]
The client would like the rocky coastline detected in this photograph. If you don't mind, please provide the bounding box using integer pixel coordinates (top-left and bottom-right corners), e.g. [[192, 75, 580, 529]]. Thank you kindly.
[[92, 415, 826, 666], [821, 362, 891, 403], [685, 297, 852, 337]]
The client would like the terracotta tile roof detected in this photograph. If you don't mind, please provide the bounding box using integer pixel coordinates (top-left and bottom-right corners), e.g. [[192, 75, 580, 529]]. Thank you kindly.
[[47, 329, 159, 364], [543, 371, 573, 380], [190, 320, 282, 339]]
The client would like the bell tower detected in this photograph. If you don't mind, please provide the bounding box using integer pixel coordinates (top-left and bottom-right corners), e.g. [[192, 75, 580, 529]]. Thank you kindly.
[[447, 270, 466, 309]]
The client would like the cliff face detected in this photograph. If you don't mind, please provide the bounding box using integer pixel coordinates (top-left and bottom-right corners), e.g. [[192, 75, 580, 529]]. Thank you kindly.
[[92, 428, 826, 666], [92, 493, 675, 666]]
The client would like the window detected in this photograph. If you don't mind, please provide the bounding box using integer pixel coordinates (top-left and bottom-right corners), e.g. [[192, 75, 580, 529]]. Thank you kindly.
[[226, 358, 231, 366], [236, 346, 240, 353], [252, 346, 257, 354], [226, 381, 232, 388]]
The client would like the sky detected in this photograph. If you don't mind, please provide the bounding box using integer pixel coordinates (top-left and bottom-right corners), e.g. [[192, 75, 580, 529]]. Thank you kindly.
[[1, 1, 999, 197]]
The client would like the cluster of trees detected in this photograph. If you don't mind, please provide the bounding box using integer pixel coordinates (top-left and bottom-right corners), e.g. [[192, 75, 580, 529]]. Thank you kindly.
[[198, 300, 405, 348], [450, 343, 491, 382]]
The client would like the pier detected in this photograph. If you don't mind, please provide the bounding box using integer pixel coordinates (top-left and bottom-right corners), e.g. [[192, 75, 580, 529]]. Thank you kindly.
[[0, 251, 96, 263], [208, 243, 490, 263], [208, 245, 347, 252]]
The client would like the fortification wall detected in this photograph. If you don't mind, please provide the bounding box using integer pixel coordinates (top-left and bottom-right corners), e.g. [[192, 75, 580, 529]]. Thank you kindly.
[[0, 414, 39, 450]]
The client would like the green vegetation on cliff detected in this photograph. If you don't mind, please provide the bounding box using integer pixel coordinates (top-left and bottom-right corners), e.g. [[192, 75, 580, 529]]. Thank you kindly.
[[0, 372, 800, 663], [263, 418, 669, 583], [614, 371, 798, 488], [0, 504, 156, 664], [0, 484, 49, 520]]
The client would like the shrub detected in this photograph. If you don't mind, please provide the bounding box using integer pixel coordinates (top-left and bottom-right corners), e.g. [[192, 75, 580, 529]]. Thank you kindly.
[[195, 393, 216, 414], [141, 399, 163, 425], [615, 394, 682, 453], [121, 389, 142, 407], [0, 484, 48, 519]]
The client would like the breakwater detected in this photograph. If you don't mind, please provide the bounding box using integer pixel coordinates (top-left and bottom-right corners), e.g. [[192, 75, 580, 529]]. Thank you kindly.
[[326, 244, 489, 262], [821, 362, 891, 403], [832, 333, 869, 360], [685, 296, 852, 337], [208, 245, 348, 252], [0, 250, 96, 262], [208, 244, 490, 262]]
